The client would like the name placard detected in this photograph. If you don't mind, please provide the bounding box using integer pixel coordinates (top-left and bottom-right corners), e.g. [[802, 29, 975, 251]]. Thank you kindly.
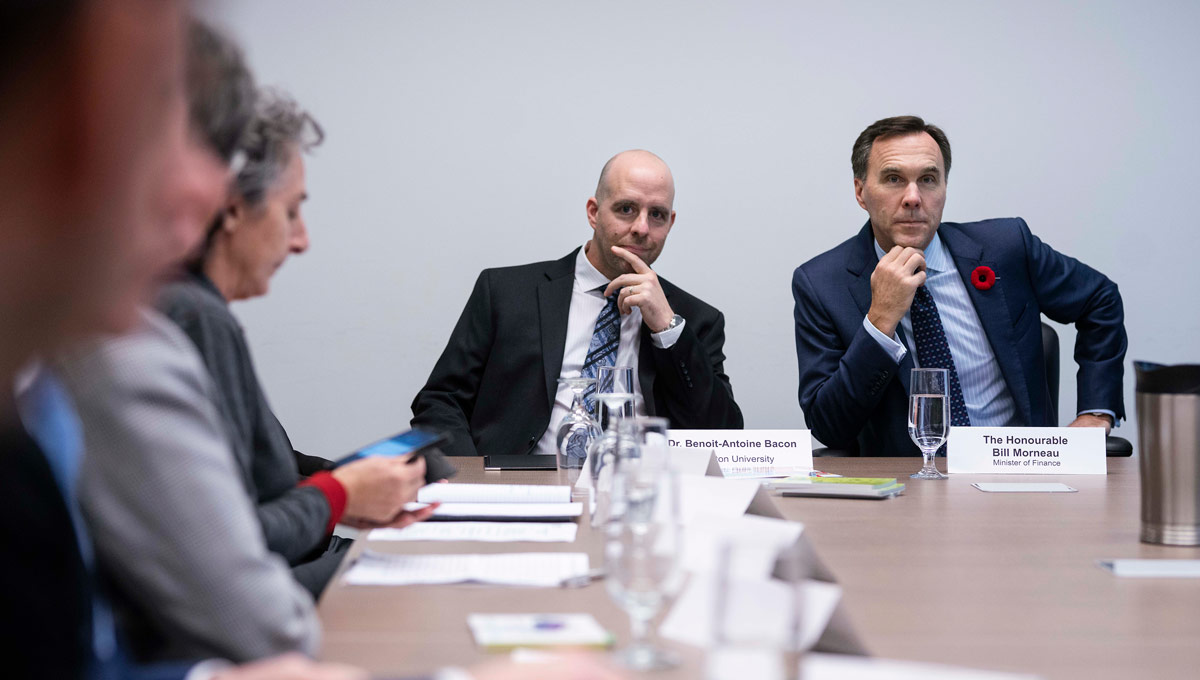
[[668, 430, 813, 477], [947, 427, 1106, 475]]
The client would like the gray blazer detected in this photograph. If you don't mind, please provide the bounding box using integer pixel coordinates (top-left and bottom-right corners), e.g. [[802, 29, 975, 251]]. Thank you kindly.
[[57, 309, 320, 662]]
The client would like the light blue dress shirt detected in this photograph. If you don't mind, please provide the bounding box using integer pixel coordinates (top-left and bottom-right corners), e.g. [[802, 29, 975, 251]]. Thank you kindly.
[[861, 233, 1020, 427]]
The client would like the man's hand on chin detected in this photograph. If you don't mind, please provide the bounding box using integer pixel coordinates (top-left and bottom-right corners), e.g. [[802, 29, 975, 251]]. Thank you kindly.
[[603, 245, 674, 332], [1068, 413, 1113, 435]]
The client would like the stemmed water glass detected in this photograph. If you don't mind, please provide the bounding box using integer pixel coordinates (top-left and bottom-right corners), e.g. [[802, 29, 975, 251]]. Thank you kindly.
[[555, 377, 602, 484], [605, 417, 683, 671], [909, 367, 950, 480], [585, 366, 636, 522]]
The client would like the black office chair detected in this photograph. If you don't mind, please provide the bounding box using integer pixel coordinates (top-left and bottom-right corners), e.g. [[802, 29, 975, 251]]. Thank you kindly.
[[812, 323, 1134, 457], [1041, 322, 1133, 457]]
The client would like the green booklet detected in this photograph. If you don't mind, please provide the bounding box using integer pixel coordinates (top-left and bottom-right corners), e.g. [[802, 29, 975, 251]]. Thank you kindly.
[[810, 477, 898, 488]]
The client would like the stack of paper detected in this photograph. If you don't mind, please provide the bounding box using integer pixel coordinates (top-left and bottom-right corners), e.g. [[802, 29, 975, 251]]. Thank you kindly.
[[344, 551, 589, 587], [770, 477, 904, 500], [369, 522, 578, 543], [410, 483, 582, 521]]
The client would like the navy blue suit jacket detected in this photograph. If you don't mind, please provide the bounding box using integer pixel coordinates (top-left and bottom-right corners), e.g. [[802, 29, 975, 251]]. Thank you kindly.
[[791, 218, 1126, 455]]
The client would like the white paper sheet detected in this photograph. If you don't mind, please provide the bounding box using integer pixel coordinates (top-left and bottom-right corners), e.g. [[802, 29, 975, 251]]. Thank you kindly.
[[418, 483, 571, 504], [344, 552, 589, 586], [1099, 559, 1200, 578], [659, 574, 841, 651], [406, 502, 583, 520], [801, 653, 1040, 680], [972, 483, 1077, 493], [369, 522, 578, 543], [679, 514, 805, 579]]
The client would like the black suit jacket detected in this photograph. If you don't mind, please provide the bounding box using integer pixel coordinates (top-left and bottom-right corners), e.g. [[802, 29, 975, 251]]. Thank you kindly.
[[412, 248, 743, 456], [0, 424, 91, 679]]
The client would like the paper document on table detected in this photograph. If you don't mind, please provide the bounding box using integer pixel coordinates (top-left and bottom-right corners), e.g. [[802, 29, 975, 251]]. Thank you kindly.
[[369, 522, 578, 543], [418, 483, 571, 504], [972, 483, 1076, 493], [800, 653, 1040, 679], [659, 574, 841, 650], [344, 551, 589, 586], [467, 613, 614, 649], [1099, 559, 1200, 578], [406, 502, 583, 521], [679, 514, 805, 579]]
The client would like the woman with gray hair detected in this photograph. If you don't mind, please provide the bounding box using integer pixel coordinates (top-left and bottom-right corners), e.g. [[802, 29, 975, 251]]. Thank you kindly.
[[158, 90, 441, 597]]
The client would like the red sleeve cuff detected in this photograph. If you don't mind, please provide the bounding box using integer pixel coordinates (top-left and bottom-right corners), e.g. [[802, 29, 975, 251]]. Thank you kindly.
[[298, 471, 347, 534]]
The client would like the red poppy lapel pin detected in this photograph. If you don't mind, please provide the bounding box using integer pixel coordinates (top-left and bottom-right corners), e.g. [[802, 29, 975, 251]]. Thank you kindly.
[[971, 265, 997, 291]]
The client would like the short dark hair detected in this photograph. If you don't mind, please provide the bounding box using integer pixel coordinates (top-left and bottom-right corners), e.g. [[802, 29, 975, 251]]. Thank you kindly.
[[851, 115, 952, 181], [187, 19, 257, 164]]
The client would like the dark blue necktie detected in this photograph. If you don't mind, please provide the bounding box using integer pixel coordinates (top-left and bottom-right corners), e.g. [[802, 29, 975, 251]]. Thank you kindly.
[[910, 286, 971, 427], [580, 291, 620, 416]]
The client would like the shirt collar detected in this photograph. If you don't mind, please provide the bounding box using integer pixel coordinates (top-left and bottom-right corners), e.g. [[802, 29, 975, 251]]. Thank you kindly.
[[872, 230, 952, 273], [574, 243, 612, 293]]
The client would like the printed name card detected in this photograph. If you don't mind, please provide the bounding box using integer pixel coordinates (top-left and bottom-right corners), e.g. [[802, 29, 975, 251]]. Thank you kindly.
[[669, 430, 813, 477], [947, 427, 1106, 475]]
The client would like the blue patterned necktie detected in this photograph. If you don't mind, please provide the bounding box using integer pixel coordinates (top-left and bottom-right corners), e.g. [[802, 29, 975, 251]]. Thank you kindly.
[[909, 286, 971, 427], [580, 291, 620, 416]]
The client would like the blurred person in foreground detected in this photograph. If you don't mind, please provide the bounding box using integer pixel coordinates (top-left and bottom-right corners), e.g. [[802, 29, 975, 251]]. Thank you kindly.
[[51, 18, 325, 664], [0, 2, 362, 678], [1, 3, 621, 680]]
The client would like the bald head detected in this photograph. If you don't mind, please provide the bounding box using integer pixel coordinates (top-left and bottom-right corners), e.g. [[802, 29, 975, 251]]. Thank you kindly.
[[595, 149, 675, 205], [584, 149, 677, 280]]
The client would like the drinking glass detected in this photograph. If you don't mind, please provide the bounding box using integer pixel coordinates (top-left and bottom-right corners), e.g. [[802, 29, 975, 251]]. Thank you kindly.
[[555, 377, 602, 484], [585, 365, 637, 523], [586, 394, 636, 525], [605, 417, 683, 671], [909, 367, 950, 480], [596, 365, 636, 428]]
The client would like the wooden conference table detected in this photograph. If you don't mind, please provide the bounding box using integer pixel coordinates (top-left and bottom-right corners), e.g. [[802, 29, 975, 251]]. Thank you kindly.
[[318, 457, 1200, 679]]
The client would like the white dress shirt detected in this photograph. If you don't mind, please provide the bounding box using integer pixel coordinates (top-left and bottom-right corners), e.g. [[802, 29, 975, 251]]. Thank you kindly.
[[534, 245, 685, 455], [862, 233, 1019, 427]]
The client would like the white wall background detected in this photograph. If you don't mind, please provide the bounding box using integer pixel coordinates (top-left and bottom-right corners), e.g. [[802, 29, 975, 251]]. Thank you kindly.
[[204, 0, 1200, 455]]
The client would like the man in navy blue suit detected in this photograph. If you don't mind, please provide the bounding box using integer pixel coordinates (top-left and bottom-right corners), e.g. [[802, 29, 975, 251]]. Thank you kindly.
[[791, 115, 1127, 456]]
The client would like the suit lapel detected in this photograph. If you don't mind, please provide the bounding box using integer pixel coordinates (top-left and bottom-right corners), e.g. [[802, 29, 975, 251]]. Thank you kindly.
[[939, 225, 1033, 424], [845, 223, 876, 319], [537, 250, 578, 414]]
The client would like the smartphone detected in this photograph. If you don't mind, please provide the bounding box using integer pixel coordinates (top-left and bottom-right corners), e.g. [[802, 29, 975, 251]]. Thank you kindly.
[[335, 429, 447, 467]]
